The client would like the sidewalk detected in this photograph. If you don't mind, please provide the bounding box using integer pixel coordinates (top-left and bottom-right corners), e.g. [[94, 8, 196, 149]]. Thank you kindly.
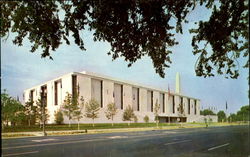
[[2, 123, 245, 139], [1, 126, 178, 138]]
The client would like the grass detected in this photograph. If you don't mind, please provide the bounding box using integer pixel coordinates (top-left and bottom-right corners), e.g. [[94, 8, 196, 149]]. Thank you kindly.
[[2, 133, 34, 138], [2, 123, 178, 133], [2, 122, 245, 133]]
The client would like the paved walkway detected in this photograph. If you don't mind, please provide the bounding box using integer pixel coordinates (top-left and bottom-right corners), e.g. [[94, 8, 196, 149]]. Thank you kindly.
[[2, 123, 245, 139]]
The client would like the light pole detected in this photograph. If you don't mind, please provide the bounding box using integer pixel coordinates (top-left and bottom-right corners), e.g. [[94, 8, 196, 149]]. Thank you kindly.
[[41, 90, 47, 136]]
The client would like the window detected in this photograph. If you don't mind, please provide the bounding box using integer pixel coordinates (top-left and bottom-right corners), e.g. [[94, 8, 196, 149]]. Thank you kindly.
[[72, 75, 77, 99], [194, 100, 197, 115], [173, 95, 175, 113], [114, 83, 123, 109], [160, 93, 165, 113], [151, 91, 153, 112], [132, 87, 139, 111], [54, 81, 58, 105], [121, 86, 123, 109], [55, 79, 62, 106], [91, 78, 103, 107], [188, 98, 191, 114], [30, 90, 34, 104], [41, 85, 47, 107]]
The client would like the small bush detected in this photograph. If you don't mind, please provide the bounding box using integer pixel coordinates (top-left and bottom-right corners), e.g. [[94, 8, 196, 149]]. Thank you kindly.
[[144, 115, 149, 123], [134, 115, 138, 123], [54, 110, 64, 125]]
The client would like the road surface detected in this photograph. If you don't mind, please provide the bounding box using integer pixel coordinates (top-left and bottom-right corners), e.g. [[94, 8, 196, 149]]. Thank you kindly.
[[2, 125, 249, 157]]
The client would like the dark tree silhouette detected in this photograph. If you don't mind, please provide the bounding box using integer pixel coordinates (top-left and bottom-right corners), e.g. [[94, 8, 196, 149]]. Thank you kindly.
[[1, 0, 248, 78]]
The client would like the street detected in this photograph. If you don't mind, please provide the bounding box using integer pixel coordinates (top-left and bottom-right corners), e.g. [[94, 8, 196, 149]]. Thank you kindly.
[[2, 125, 249, 157]]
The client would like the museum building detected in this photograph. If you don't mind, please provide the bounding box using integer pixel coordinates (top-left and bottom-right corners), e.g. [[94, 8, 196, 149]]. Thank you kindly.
[[23, 71, 202, 124]]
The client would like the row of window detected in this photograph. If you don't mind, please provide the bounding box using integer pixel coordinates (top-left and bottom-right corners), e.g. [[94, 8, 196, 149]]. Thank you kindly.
[[29, 85, 47, 106], [29, 75, 198, 115], [87, 77, 199, 114], [181, 97, 197, 115]]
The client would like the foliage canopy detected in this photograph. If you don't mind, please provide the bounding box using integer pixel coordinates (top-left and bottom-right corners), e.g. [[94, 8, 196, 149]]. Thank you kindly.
[[85, 99, 100, 126], [105, 103, 117, 126], [200, 109, 216, 116], [1, 0, 248, 78], [217, 110, 226, 122], [122, 105, 135, 122]]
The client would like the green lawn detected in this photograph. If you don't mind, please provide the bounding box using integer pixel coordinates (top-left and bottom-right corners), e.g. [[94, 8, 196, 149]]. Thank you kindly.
[[2, 123, 178, 133], [2, 122, 245, 133]]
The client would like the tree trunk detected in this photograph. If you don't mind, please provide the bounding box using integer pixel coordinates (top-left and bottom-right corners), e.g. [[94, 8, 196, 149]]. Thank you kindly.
[[69, 119, 71, 127], [92, 119, 94, 127]]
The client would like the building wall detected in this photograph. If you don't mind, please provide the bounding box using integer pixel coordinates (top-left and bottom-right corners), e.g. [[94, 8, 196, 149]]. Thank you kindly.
[[195, 115, 218, 123], [78, 74, 91, 102], [103, 80, 114, 108], [139, 88, 147, 112], [24, 72, 207, 124], [123, 84, 132, 109], [45, 74, 73, 123]]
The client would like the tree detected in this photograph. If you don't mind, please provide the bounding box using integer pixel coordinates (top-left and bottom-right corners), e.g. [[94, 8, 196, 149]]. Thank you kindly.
[[85, 99, 100, 127], [73, 96, 85, 130], [204, 117, 208, 128], [54, 110, 64, 125], [122, 105, 135, 126], [1, 90, 27, 127], [190, 0, 248, 79], [143, 115, 149, 123], [62, 92, 78, 127], [200, 109, 216, 116], [1, 90, 26, 127], [228, 113, 237, 122], [236, 105, 249, 122], [25, 99, 37, 126], [1, 90, 13, 126], [217, 110, 226, 122], [105, 103, 117, 126], [36, 99, 49, 127], [1, 1, 247, 78], [177, 102, 185, 127], [154, 100, 160, 128], [177, 102, 185, 119]]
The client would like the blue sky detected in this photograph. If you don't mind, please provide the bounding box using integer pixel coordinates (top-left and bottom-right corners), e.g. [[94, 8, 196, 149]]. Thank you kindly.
[[1, 5, 248, 114]]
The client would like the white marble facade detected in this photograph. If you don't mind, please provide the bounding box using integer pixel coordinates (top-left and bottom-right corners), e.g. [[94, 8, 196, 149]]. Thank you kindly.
[[24, 71, 208, 124]]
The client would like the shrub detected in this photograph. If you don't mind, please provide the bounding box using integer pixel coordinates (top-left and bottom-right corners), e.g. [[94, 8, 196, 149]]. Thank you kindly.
[[54, 110, 64, 125], [122, 105, 134, 126], [134, 115, 138, 123], [144, 115, 149, 123], [85, 99, 100, 127]]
